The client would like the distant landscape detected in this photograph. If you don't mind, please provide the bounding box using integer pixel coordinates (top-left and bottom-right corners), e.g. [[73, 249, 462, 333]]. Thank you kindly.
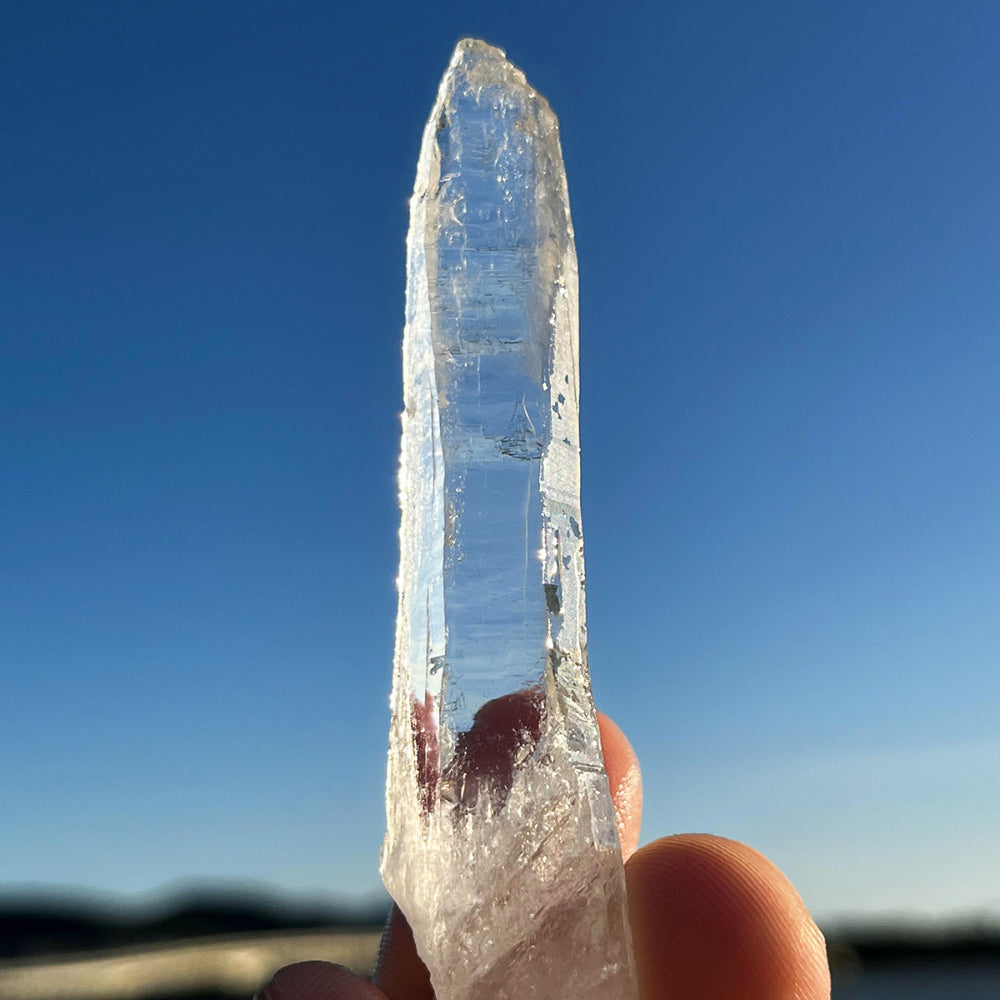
[[0, 888, 387, 1000], [0, 886, 388, 961], [1, 888, 999, 999]]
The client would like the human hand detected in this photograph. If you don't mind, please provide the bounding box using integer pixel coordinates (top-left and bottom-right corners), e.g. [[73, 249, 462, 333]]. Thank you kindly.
[[257, 713, 831, 1000]]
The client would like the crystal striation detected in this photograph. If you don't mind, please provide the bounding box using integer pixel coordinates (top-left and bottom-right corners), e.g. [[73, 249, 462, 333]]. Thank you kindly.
[[382, 39, 638, 1000]]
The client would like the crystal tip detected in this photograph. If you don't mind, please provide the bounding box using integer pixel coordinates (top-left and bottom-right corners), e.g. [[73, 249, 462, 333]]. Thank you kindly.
[[451, 37, 507, 64], [443, 38, 547, 120], [447, 37, 528, 88]]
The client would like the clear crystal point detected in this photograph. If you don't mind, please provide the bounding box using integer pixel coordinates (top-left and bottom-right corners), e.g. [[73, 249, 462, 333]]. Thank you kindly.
[[382, 39, 638, 1000]]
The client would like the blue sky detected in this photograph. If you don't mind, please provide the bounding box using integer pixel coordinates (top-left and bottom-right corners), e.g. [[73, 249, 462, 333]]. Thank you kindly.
[[2, 0, 998, 923]]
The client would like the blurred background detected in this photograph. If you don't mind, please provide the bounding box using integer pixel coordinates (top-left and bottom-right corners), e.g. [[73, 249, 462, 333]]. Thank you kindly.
[[2, 1, 998, 997]]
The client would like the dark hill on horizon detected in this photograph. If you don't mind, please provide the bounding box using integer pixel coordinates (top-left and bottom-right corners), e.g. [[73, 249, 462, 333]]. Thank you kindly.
[[0, 889, 388, 961]]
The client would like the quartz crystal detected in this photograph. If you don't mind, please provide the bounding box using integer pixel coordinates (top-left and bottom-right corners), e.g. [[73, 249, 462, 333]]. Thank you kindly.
[[382, 39, 638, 1000]]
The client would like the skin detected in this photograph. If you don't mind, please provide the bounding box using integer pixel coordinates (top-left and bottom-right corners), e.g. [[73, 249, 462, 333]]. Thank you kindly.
[[257, 713, 831, 1000]]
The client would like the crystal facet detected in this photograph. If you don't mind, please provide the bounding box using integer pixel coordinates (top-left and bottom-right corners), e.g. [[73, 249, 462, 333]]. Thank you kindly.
[[382, 39, 638, 1000]]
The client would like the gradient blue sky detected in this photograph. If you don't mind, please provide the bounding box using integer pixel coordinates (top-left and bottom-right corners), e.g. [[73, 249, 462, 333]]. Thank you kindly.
[[2, 1, 998, 924]]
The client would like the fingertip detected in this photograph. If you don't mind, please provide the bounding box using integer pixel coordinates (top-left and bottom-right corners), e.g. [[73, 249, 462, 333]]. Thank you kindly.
[[626, 834, 830, 1000], [597, 711, 643, 859], [258, 961, 386, 1000], [373, 905, 434, 1000]]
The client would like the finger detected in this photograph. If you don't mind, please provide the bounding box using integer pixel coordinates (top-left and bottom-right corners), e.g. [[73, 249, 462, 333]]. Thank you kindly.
[[373, 904, 434, 1000], [442, 689, 544, 809], [626, 834, 831, 1000], [257, 960, 386, 1000], [375, 710, 640, 996], [597, 711, 643, 859]]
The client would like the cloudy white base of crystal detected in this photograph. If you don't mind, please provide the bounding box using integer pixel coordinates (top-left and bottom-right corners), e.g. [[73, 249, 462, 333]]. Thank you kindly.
[[382, 39, 638, 1000], [383, 732, 636, 999]]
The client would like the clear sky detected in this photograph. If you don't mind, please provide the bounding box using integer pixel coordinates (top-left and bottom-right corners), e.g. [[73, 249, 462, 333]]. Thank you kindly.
[[2, 0, 999, 925]]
